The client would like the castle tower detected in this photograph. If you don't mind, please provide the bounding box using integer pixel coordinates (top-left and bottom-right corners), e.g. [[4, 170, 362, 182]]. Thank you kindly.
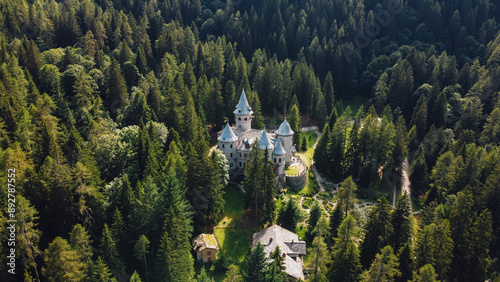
[[259, 130, 274, 153], [276, 119, 294, 165], [218, 123, 238, 169], [273, 139, 286, 175], [234, 89, 253, 132]]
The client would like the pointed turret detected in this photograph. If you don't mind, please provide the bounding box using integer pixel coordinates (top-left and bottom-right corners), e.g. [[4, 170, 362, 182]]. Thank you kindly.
[[218, 123, 238, 142], [273, 139, 286, 156], [259, 130, 274, 151], [233, 89, 253, 115], [276, 119, 294, 136], [234, 89, 253, 131]]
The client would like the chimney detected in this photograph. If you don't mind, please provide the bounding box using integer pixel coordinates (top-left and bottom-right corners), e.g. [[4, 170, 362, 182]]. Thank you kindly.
[[269, 237, 273, 244]]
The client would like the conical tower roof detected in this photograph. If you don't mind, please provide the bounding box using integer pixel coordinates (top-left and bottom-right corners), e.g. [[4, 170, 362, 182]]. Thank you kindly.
[[276, 119, 294, 136], [218, 123, 238, 142], [273, 139, 286, 156], [259, 130, 274, 151], [233, 89, 253, 115]]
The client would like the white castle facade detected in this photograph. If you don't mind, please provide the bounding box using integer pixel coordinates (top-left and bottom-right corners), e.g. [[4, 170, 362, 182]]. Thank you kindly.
[[217, 90, 295, 177]]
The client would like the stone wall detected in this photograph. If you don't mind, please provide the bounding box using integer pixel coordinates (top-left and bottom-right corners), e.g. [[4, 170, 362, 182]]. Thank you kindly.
[[286, 157, 307, 189]]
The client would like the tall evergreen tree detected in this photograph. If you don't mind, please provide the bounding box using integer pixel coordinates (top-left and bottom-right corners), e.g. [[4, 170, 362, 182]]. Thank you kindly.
[[361, 246, 400, 282], [360, 197, 393, 268], [244, 242, 268, 282], [329, 215, 362, 282]]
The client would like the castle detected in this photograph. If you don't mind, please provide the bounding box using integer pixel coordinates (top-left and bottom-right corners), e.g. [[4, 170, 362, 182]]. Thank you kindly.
[[217, 90, 295, 177]]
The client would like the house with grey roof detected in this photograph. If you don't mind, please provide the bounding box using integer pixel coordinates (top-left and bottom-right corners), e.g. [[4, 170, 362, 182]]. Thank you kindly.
[[252, 225, 306, 281]]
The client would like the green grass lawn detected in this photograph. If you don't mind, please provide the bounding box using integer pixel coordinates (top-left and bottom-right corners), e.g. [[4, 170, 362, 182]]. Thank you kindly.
[[214, 184, 258, 271], [286, 164, 301, 175]]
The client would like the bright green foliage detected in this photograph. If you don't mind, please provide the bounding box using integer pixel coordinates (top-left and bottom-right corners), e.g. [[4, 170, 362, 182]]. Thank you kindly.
[[133, 235, 150, 278], [307, 215, 330, 282], [69, 224, 93, 263], [277, 197, 303, 231], [100, 223, 124, 272], [412, 264, 438, 282], [88, 257, 116, 282], [465, 209, 493, 281], [42, 237, 86, 282], [360, 197, 393, 268], [244, 242, 268, 281], [196, 267, 214, 282], [154, 204, 194, 282], [336, 177, 358, 218], [130, 271, 142, 282], [329, 215, 362, 282], [15, 195, 42, 280], [361, 245, 401, 282], [223, 265, 244, 282]]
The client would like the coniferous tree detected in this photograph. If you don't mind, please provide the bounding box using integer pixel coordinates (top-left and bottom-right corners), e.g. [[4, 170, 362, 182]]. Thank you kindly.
[[100, 223, 124, 272], [398, 243, 415, 282], [243, 142, 263, 214], [360, 197, 393, 268], [412, 264, 438, 282], [336, 177, 358, 217], [105, 59, 129, 117], [43, 237, 86, 282], [88, 257, 116, 282], [360, 246, 400, 282], [329, 215, 362, 282], [391, 194, 413, 252], [244, 242, 268, 282], [289, 104, 301, 146], [465, 209, 493, 281]]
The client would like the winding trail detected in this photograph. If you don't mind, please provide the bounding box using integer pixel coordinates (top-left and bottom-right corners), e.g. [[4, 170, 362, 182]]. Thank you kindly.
[[401, 158, 412, 210]]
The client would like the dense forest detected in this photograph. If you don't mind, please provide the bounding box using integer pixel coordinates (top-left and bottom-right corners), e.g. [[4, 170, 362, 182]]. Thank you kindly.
[[0, 0, 499, 281]]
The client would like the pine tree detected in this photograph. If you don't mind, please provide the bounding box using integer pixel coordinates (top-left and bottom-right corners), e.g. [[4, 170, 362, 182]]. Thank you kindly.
[[391, 194, 413, 252], [269, 246, 285, 272], [69, 224, 93, 263], [323, 72, 334, 114], [244, 242, 268, 281], [88, 257, 116, 282], [360, 197, 393, 268], [133, 235, 150, 279], [307, 216, 330, 282], [223, 265, 243, 282], [329, 215, 362, 282], [243, 142, 263, 214], [100, 223, 124, 272], [260, 150, 276, 223], [465, 209, 493, 281], [336, 177, 358, 217], [130, 271, 143, 282], [361, 246, 400, 282], [16, 195, 42, 281], [105, 59, 129, 117], [289, 104, 301, 146], [277, 197, 302, 231], [397, 243, 415, 282], [154, 204, 194, 281], [42, 237, 86, 282], [412, 264, 438, 282]]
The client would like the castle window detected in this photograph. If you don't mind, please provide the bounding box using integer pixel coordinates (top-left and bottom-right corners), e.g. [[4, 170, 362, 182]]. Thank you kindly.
[[239, 152, 242, 157], [239, 117, 241, 121], [274, 158, 276, 162], [244, 117, 247, 121], [222, 144, 225, 149], [230, 153, 233, 158], [279, 158, 282, 163], [230, 144, 233, 148], [239, 162, 242, 167]]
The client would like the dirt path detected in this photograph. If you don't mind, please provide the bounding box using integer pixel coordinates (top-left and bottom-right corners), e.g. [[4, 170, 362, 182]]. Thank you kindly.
[[400, 158, 412, 210]]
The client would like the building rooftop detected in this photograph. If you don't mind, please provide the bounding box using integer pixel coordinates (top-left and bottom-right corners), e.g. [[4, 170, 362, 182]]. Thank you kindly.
[[276, 119, 294, 136], [252, 225, 306, 280], [218, 123, 238, 142], [259, 130, 274, 151], [192, 234, 219, 252], [233, 89, 253, 116], [273, 139, 286, 155]]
